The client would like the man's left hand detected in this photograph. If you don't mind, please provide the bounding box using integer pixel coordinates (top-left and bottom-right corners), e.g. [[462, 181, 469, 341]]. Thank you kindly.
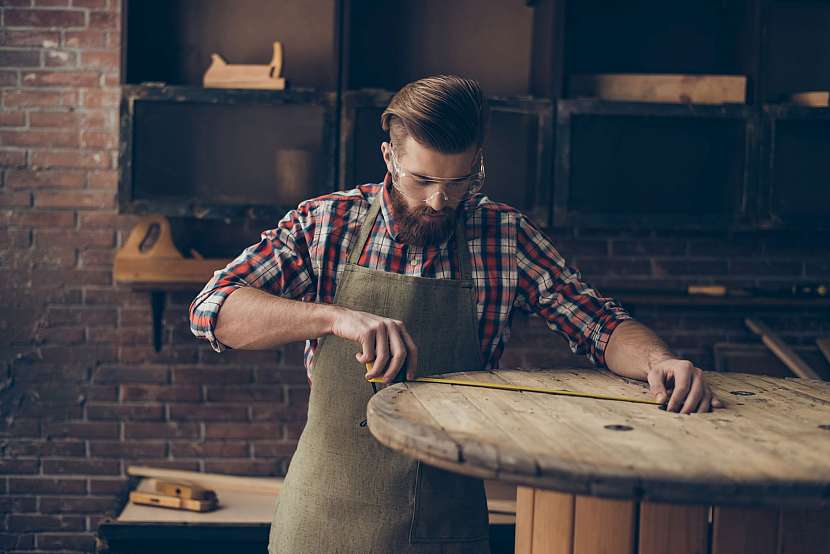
[[647, 359, 724, 414]]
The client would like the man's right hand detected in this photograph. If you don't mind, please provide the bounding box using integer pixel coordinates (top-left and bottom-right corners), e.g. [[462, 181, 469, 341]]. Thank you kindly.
[[329, 306, 418, 383]]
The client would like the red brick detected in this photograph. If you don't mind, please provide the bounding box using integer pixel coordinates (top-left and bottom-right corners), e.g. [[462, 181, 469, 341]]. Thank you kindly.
[[9, 477, 86, 495], [652, 259, 729, 276], [12, 363, 87, 383], [87, 403, 164, 421], [22, 70, 99, 87], [254, 441, 299, 458], [124, 422, 202, 440], [0, 111, 25, 126], [44, 48, 77, 67], [73, 0, 109, 8], [6, 209, 75, 227], [80, 88, 117, 108], [39, 344, 116, 363], [35, 0, 73, 6], [89, 441, 167, 458], [2, 89, 76, 108], [63, 29, 106, 49], [78, 211, 121, 228], [0, 49, 40, 67], [44, 421, 118, 439], [206, 385, 284, 403], [4, 440, 85, 457], [35, 324, 85, 344], [93, 365, 168, 384], [81, 129, 116, 149], [88, 169, 117, 187], [45, 306, 117, 327], [89, 10, 119, 29], [7, 169, 86, 189], [29, 110, 77, 128], [7, 515, 86, 532], [89, 478, 127, 495], [32, 150, 109, 170], [79, 248, 114, 267], [80, 109, 110, 128], [205, 422, 279, 440], [40, 496, 116, 514], [4, 9, 86, 28], [730, 260, 803, 277], [35, 228, 114, 248], [0, 495, 38, 512], [0, 129, 78, 148], [0, 191, 31, 207], [0, 533, 34, 551], [0, 29, 61, 47], [287, 386, 310, 406], [81, 50, 118, 70], [42, 458, 120, 475], [35, 190, 115, 209], [0, 458, 40, 474], [36, 533, 97, 551], [170, 404, 249, 421], [284, 421, 306, 440], [121, 384, 202, 402], [203, 460, 280, 476], [0, 149, 27, 166], [173, 367, 254, 385], [256, 367, 310, 385], [171, 441, 250, 459]]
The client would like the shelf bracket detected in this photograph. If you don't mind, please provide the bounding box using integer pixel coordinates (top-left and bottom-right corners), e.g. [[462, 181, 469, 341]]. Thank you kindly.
[[150, 291, 166, 352]]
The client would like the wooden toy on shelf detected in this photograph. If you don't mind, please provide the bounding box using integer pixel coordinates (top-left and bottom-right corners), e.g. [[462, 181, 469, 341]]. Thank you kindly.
[[203, 41, 286, 90]]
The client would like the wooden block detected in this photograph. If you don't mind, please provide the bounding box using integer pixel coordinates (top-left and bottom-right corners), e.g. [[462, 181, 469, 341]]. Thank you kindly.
[[514, 486, 535, 554], [638, 502, 709, 554], [569, 74, 747, 105], [711, 506, 778, 554], [156, 479, 215, 501], [573, 495, 635, 554], [787, 91, 829, 107], [204, 41, 286, 90], [129, 491, 217, 513]]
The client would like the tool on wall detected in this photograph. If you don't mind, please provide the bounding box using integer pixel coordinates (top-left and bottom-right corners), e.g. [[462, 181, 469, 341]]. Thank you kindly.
[[204, 41, 287, 90]]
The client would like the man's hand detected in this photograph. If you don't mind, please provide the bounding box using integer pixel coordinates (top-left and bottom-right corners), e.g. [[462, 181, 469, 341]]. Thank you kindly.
[[647, 358, 724, 414], [329, 306, 418, 383]]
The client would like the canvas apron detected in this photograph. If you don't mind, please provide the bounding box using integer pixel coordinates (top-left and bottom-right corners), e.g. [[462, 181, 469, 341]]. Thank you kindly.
[[269, 195, 490, 553]]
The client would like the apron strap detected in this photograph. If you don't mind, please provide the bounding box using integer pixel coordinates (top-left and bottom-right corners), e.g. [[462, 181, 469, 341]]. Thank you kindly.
[[347, 186, 474, 282]]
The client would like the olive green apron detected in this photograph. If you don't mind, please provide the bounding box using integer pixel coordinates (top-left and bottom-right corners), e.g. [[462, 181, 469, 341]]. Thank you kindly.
[[268, 194, 490, 553]]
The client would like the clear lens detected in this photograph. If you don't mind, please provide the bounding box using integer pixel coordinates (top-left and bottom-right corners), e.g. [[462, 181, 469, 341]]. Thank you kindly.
[[390, 147, 485, 203]]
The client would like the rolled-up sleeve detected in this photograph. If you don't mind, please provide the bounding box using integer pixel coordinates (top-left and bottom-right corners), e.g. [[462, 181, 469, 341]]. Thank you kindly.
[[189, 203, 316, 352], [515, 215, 631, 366]]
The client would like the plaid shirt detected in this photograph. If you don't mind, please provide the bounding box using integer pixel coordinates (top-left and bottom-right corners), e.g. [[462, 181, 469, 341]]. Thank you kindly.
[[190, 178, 631, 380]]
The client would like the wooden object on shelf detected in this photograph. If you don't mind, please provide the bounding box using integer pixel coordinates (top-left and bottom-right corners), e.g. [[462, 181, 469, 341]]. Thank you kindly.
[[568, 74, 747, 104], [129, 490, 218, 513], [787, 91, 830, 107], [156, 480, 216, 501], [114, 215, 231, 286], [745, 318, 821, 380], [203, 41, 286, 90]]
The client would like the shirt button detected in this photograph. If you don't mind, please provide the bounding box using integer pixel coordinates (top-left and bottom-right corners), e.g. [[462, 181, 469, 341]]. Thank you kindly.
[[410, 258, 419, 266]]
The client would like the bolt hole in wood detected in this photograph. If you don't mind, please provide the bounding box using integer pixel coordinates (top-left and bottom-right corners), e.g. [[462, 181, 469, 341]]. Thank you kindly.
[[604, 424, 633, 432], [730, 390, 756, 396], [819, 424, 830, 431]]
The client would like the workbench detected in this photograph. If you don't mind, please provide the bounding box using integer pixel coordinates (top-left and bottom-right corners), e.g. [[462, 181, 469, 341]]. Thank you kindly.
[[367, 369, 830, 554]]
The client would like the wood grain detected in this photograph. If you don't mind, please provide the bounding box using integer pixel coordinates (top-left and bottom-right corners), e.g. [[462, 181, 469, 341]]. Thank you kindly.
[[366, 369, 830, 507], [638, 502, 708, 554]]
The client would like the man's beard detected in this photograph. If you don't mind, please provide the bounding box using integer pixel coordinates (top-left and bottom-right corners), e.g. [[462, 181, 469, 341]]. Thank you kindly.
[[390, 187, 457, 246]]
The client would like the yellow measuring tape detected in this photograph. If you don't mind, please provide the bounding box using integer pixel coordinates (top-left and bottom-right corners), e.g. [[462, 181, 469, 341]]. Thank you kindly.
[[365, 364, 662, 406]]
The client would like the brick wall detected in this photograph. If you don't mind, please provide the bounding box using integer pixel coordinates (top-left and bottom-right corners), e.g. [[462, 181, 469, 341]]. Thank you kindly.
[[1, 1, 829, 552]]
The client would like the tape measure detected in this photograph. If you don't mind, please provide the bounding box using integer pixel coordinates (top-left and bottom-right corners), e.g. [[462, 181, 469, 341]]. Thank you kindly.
[[365, 363, 662, 406]]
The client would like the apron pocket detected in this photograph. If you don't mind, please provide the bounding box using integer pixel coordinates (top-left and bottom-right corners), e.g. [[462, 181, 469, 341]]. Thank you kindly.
[[409, 461, 490, 543]]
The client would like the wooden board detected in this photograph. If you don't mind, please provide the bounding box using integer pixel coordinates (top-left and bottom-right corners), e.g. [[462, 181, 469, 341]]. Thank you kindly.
[[568, 74, 746, 104], [638, 502, 708, 554], [367, 369, 830, 507]]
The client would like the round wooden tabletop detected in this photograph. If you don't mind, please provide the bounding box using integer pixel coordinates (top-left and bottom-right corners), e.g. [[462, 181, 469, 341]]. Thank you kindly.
[[366, 369, 830, 508]]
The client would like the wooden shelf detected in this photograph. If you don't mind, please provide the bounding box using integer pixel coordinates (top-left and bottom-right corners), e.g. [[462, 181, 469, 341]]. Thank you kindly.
[[611, 292, 830, 308]]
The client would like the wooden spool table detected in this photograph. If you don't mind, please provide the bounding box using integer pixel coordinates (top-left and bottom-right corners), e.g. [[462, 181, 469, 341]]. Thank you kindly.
[[366, 369, 830, 554]]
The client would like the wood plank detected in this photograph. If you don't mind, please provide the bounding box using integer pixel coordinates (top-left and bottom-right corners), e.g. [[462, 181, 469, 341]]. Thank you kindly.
[[531, 489, 575, 554], [638, 502, 708, 554], [515, 486, 535, 554], [745, 318, 821, 379], [573, 496, 635, 554], [711, 506, 778, 554], [778, 509, 830, 554], [127, 466, 281, 494]]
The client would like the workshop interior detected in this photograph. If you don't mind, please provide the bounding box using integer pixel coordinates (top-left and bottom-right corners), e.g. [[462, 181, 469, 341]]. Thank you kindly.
[[1, 1, 829, 553]]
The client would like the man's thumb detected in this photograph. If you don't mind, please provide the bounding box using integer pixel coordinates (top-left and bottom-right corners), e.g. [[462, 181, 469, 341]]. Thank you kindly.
[[647, 370, 668, 405]]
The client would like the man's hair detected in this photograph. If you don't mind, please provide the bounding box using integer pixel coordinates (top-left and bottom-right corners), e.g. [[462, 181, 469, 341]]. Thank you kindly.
[[381, 75, 488, 154]]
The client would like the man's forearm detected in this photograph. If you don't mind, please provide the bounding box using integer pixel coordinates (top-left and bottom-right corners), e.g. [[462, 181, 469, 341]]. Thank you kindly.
[[604, 320, 676, 381], [214, 287, 337, 350]]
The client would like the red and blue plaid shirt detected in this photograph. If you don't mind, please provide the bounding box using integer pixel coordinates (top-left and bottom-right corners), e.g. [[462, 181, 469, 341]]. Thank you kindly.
[[190, 178, 631, 380]]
